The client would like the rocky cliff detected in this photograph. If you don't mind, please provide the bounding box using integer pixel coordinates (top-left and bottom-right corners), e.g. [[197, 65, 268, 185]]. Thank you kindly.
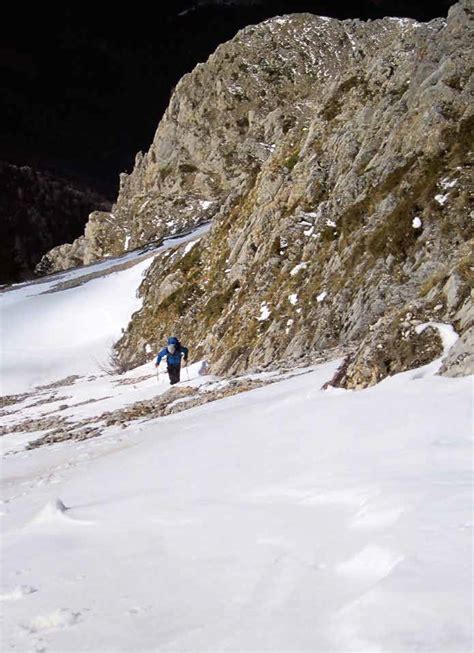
[[41, 1, 473, 384], [0, 162, 111, 283]]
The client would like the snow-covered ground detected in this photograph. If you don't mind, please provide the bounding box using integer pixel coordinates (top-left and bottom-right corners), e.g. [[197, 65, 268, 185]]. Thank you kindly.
[[0, 223, 210, 395], [1, 227, 473, 652]]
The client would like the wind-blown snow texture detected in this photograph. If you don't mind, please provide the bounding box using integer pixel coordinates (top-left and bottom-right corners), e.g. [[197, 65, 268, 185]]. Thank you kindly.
[[0, 232, 472, 652]]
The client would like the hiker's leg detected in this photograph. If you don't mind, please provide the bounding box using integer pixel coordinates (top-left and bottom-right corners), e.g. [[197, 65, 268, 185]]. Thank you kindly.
[[168, 365, 181, 385]]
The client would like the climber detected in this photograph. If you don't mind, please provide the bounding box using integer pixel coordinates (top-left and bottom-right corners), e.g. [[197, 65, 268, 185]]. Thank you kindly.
[[155, 336, 189, 385]]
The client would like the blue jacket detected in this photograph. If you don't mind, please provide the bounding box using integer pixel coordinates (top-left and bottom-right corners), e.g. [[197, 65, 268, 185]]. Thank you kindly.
[[156, 344, 189, 367]]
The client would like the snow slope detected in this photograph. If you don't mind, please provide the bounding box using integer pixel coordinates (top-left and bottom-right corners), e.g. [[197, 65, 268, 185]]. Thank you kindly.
[[0, 224, 210, 395], [1, 360, 472, 652], [0, 221, 472, 652]]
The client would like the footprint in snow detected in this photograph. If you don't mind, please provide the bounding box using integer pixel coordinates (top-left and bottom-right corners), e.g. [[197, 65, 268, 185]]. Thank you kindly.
[[31, 499, 94, 526], [127, 606, 146, 616], [22, 608, 84, 634], [0, 585, 38, 601]]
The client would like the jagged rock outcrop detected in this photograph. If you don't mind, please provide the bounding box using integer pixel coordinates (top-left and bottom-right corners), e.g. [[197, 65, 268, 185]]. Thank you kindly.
[[45, 1, 474, 384], [0, 162, 110, 283], [329, 320, 445, 389], [36, 211, 119, 273], [440, 325, 474, 376]]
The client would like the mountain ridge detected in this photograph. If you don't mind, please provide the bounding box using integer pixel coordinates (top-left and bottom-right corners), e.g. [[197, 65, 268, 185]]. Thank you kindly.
[[37, 1, 473, 384]]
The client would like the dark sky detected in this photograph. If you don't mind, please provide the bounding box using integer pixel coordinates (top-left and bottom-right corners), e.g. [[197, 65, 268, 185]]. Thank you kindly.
[[1, 0, 455, 197]]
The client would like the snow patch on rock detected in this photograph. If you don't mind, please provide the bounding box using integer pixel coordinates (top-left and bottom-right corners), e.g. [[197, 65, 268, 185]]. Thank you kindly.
[[257, 302, 271, 321]]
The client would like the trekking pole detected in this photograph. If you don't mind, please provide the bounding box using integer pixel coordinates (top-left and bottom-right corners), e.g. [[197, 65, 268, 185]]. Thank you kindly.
[[185, 362, 190, 381]]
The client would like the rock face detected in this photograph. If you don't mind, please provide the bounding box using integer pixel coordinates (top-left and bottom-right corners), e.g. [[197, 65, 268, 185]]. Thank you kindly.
[[329, 320, 445, 389], [440, 325, 474, 376], [43, 1, 474, 383], [0, 162, 111, 283]]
